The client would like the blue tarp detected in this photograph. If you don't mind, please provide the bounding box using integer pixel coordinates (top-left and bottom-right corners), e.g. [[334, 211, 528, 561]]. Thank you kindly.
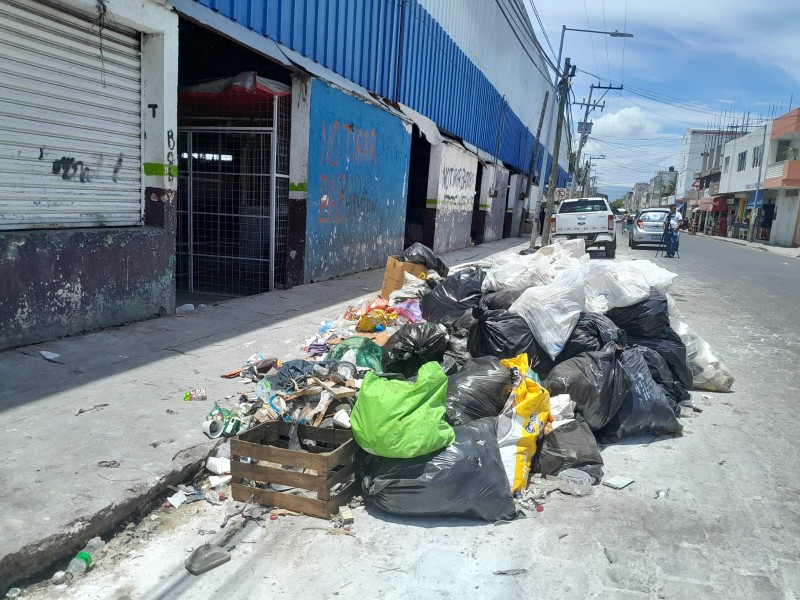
[[747, 190, 764, 210]]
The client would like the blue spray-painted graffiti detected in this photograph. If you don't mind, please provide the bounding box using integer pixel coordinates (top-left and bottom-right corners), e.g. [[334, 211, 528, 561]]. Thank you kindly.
[[306, 79, 411, 282]]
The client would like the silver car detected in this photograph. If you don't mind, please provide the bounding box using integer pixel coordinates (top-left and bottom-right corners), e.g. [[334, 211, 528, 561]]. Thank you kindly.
[[629, 208, 669, 248]]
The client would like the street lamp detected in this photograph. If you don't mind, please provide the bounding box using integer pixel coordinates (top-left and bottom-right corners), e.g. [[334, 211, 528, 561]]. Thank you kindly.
[[529, 25, 633, 245]]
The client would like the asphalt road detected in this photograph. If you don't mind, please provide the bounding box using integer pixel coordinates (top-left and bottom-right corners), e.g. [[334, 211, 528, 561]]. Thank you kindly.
[[27, 235, 800, 600]]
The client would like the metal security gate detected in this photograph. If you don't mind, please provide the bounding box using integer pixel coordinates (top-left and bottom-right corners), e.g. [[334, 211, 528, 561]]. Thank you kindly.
[[0, 0, 142, 229], [177, 128, 288, 295]]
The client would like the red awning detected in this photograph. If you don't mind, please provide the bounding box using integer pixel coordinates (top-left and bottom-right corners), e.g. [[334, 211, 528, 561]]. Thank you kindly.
[[712, 196, 728, 212], [179, 72, 290, 118]]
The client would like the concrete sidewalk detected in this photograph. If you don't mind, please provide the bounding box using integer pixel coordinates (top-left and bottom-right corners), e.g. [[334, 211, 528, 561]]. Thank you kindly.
[[695, 232, 800, 258], [0, 238, 527, 586]]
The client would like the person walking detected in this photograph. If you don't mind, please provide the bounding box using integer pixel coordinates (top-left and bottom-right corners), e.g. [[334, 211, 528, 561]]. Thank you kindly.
[[624, 212, 634, 235], [663, 204, 682, 258]]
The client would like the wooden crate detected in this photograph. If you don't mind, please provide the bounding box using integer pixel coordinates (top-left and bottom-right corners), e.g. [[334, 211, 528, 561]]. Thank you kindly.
[[230, 420, 356, 518]]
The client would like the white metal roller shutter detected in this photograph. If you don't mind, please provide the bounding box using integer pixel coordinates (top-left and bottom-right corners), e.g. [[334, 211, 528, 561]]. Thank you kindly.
[[0, 0, 142, 230]]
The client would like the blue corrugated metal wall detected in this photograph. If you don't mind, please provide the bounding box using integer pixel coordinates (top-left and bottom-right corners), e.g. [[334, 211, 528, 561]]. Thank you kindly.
[[191, 0, 567, 184]]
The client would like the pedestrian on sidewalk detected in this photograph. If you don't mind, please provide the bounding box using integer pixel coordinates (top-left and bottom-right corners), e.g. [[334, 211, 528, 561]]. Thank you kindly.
[[663, 204, 682, 258]]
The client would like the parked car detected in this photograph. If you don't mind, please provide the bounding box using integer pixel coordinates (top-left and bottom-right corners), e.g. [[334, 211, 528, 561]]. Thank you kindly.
[[629, 208, 669, 248], [551, 197, 617, 257]]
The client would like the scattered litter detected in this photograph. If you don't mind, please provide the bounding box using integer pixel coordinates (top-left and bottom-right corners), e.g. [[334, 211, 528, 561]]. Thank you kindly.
[[184, 388, 208, 402], [75, 403, 109, 416], [604, 547, 616, 564], [97, 460, 120, 468], [654, 488, 670, 499], [167, 491, 187, 508], [338, 505, 354, 525], [302, 527, 356, 537], [602, 476, 635, 490], [40, 350, 63, 363], [185, 544, 230, 575], [209, 475, 232, 488], [206, 456, 231, 475], [176, 303, 195, 313], [493, 568, 528, 576], [558, 533, 568, 539], [166, 409, 178, 415]]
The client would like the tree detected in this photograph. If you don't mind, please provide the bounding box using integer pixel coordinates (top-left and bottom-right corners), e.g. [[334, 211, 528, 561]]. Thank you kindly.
[[610, 198, 625, 209]]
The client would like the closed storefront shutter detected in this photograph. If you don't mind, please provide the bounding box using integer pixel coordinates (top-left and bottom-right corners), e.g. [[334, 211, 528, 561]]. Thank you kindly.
[[0, 0, 142, 230]]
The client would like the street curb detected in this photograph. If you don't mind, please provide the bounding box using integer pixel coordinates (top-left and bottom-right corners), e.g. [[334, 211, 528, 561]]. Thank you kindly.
[[694, 233, 800, 259]]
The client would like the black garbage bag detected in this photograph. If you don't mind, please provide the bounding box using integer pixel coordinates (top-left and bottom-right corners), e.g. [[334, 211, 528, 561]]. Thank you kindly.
[[420, 267, 485, 327], [381, 322, 449, 378], [441, 335, 472, 376], [467, 301, 534, 359], [398, 242, 449, 278], [607, 291, 679, 342], [627, 336, 693, 391], [597, 347, 684, 442], [534, 416, 604, 482], [449, 307, 477, 336], [543, 346, 631, 432], [445, 357, 514, 425], [636, 345, 690, 410], [358, 417, 518, 521], [557, 312, 626, 363], [483, 288, 525, 310]]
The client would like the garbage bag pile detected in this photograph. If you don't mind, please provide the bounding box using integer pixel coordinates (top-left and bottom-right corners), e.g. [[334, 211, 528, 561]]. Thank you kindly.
[[217, 241, 733, 523]]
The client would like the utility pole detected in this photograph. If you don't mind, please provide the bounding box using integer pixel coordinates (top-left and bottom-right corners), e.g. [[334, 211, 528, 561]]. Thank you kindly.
[[525, 91, 549, 238], [541, 57, 575, 246], [570, 83, 621, 198], [582, 155, 605, 196]]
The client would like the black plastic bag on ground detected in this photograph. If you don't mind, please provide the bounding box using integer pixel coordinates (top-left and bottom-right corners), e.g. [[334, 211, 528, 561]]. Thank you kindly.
[[543, 345, 631, 432], [535, 416, 604, 482], [441, 335, 472, 376], [627, 336, 693, 392], [637, 345, 690, 410], [597, 347, 683, 442], [265, 359, 333, 390], [467, 301, 540, 361], [557, 312, 626, 363], [483, 288, 525, 310], [358, 417, 517, 521], [381, 323, 449, 378], [607, 291, 679, 341], [420, 267, 485, 327], [446, 357, 513, 425], [399, 242, 449, 278], [449, 307, 477, 336]]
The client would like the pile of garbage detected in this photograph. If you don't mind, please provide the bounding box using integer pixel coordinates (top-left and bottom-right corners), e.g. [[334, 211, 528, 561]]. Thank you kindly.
[[203, 240, 734, 522]]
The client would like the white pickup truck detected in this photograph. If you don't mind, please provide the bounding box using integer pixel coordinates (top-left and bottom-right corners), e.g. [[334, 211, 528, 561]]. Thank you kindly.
[[550, 197, 617, 257]]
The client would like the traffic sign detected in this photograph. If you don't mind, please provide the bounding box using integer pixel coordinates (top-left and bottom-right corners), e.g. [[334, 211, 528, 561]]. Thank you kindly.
[[555, 188, 567, 201]]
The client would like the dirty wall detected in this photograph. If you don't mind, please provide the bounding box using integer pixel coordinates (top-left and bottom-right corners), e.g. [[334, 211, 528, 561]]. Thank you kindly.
[[480, 164, 511, 243], [304, 79, 411, 282], [426, 143, 478, 253], [0, 228, 175, 350]]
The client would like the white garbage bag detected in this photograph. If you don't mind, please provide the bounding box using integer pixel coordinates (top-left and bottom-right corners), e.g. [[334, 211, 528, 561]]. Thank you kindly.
[[510, 266, 587, 360], [672, 320, 734, 392], [585, 263, 650, 311], [613, 260, 677, 293]]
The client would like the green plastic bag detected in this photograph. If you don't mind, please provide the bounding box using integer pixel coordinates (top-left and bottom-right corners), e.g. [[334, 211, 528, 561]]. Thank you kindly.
[[351, 362, 454, 459], [327, 336, 383, 372]]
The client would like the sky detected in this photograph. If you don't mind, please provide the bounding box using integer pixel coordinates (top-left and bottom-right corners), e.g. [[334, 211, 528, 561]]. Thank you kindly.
[[524, 0, 800, 200]]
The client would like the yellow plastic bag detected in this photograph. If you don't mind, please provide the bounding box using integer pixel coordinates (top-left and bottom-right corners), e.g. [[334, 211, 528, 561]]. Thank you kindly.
[[497, 354, 551, 492]]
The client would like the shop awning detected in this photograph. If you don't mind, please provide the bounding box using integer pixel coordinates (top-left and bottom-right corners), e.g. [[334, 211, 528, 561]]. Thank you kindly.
[[712, 196, 728, 212], [698, 196, 714, 211], [747, 190, 764, 210]]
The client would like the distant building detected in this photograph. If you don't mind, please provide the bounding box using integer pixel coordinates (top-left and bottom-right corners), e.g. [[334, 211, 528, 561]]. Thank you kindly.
[[648, 168, 677, 208]]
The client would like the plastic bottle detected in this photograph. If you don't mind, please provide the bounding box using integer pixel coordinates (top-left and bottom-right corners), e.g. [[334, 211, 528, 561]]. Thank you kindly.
[[66, 537, 105, 577]]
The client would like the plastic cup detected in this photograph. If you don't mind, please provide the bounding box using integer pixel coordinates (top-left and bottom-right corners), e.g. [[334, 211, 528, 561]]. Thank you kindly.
[[202, 419, 224, 439]]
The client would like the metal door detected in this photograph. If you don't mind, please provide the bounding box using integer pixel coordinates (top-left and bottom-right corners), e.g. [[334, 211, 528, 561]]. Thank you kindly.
[[177, 128, 285, 295]]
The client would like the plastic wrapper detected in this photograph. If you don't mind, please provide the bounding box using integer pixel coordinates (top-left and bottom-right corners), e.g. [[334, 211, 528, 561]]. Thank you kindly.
[[497, 354, 551, 492], [381, 322, 449, 378], [390, 299, 423, 323], [482, 288, 525, 310], [389, 271, 432, 305], [420, 267, 485, 326], [606, 291, 680, 342], [597, 347, 683, 442], [326, 336, 383, 373], [398, 242, 449, 278], [351, 362, 453, 459], [535, 416, 604, 482], [510, 266, 587, 360], [358, 417, 518, 521], [673, 321, 734, 393], [637, 345, 690, 409], [445, 357, 514, 426], [265, 359, 331, 391], [627, 336, 693, 392], [585, 262, 651, 311], [467, 301, 540, 361], [613, 260, 677, 293], [557, 312, 626, 363], [543, 346, 631, 431]]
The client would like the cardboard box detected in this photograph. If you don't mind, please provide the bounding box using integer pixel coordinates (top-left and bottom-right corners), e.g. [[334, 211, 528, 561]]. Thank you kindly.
[[381, 256, 427, 299]]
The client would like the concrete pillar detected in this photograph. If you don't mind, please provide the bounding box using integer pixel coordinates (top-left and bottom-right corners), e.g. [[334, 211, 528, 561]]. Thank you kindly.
[[425, 143, 478, 253], [286, 74, 312, 287], [479, 164, 510, 243]]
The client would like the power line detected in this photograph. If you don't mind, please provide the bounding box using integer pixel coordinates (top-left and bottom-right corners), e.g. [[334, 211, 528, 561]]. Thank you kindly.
[[525, 0, 557, 67], [582, 0, 601, 79], [493, 0, 558, 81]]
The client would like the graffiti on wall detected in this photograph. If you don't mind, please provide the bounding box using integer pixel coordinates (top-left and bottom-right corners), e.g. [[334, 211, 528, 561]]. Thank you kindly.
[[306, 79, 411, 282], [429, 144, 478, 253], [440, 166, 475, 210]]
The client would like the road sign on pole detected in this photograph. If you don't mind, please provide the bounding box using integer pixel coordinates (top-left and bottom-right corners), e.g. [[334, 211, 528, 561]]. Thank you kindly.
[[555, 188, 567, 201]]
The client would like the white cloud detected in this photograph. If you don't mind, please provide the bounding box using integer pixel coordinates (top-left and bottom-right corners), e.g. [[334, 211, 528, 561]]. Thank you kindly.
[[592, 106, 662, 139]]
